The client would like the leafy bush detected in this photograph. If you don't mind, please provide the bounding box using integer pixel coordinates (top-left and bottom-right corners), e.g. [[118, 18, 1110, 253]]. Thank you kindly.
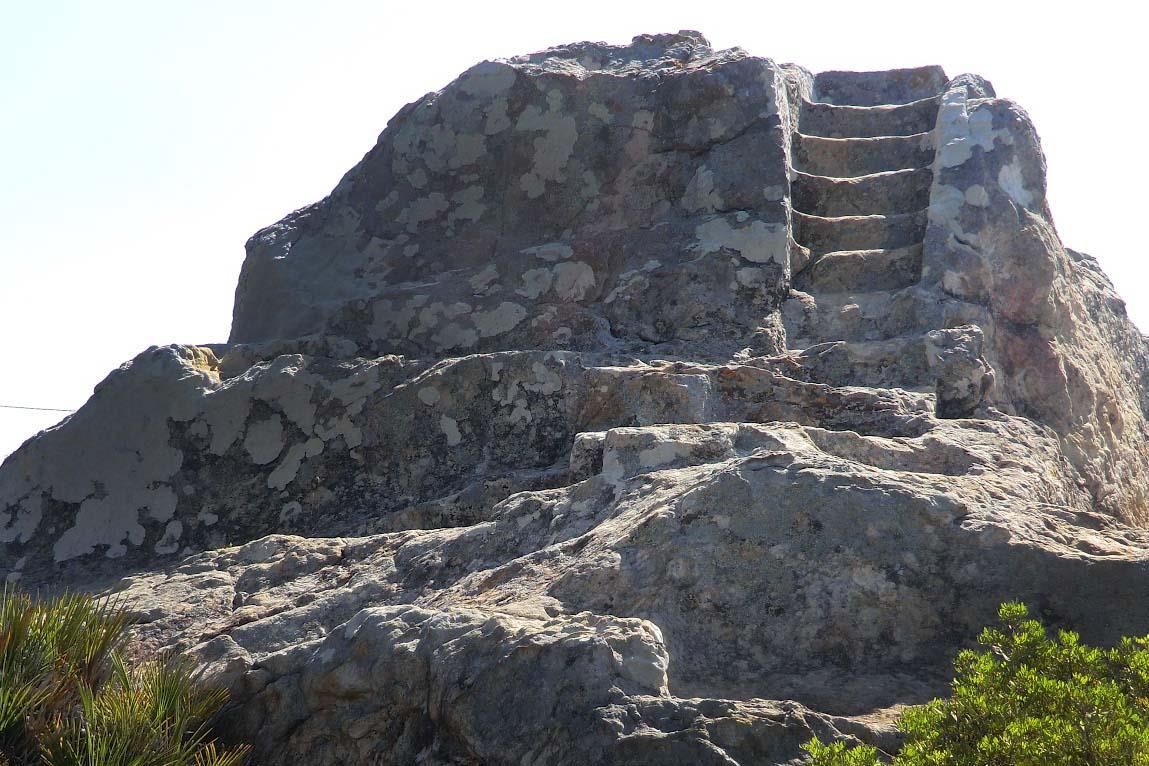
[[804, 602, 1149, 765], [0, 589, 247, 766]]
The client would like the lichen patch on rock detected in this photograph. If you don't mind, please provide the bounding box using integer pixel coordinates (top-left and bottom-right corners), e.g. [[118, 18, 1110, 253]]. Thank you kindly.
[[4, 31, 1149, 766]]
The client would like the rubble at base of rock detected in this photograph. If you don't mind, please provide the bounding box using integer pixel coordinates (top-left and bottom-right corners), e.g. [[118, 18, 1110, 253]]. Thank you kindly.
[[3, 31, 1149, 765]]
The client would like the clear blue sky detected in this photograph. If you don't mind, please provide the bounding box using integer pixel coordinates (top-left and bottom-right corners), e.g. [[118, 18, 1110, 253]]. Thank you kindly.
[[2, 1, 1145, 459]]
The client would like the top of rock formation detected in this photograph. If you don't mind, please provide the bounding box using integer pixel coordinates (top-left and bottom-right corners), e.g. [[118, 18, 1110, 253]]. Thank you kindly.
[[229, 31, 791, 362], [3, 32, 1149, 765]]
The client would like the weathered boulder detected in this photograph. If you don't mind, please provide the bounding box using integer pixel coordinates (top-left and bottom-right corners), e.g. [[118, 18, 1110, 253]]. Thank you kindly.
[[230, 31, 794, 361], [4, 31, 1149, 766]]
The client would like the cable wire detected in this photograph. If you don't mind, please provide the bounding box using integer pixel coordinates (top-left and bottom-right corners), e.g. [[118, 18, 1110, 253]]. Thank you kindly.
[[0, 404, 75, 413]]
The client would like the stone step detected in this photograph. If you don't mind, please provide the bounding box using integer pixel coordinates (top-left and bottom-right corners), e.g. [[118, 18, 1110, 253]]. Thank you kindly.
[[791, 168, 933, 217], [782, 288, 939, 346], [787, 334, 934, 391], [793, 209, 927, 255], [795, 244, 923, 294], [812, 67, 948, 107], [798, 96, 940, 138], [791, 132, 935, 178]]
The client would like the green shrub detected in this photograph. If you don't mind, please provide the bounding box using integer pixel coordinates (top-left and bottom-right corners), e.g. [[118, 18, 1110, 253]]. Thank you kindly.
[[804, 602, 1149, 766], [0, 588, 247, 766]]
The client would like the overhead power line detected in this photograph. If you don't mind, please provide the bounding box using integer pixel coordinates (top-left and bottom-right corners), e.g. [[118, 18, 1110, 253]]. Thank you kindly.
[[0, 404, 75, 413]]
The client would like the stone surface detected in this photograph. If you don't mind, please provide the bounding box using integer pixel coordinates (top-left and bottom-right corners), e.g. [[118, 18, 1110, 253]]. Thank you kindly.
[[229, 31, 794, 362], [4, 31, 1149, 766]]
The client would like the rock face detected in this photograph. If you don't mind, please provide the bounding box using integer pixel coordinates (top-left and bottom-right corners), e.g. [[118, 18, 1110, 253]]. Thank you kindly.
[[230, 33, 793, 361], [4, 32, 1149, 765]]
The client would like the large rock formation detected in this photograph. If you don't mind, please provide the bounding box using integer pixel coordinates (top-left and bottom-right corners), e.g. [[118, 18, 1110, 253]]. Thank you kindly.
[[4, 32, 1149, 764]]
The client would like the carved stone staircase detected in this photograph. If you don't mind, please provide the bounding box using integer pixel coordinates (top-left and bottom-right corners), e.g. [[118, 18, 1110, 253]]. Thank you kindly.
[[784, 68, 946, 390]]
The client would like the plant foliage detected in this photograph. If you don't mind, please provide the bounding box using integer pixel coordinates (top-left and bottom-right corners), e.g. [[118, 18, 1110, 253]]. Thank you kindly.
[[804, 602, 1149, 766], [0, 588, 247, 766]]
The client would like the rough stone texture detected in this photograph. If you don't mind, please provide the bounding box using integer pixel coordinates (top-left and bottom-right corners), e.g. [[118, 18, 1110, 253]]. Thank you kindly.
[[920, 76, 1149, 524], [4, 31, 1149, 766], [925, 325, 993, 418], [230, 31, 794, 362]]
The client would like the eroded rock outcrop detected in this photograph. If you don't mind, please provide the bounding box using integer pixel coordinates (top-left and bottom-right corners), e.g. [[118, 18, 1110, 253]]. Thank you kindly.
[[230, 33, 793, 360], [4, 31, 1149, 765]]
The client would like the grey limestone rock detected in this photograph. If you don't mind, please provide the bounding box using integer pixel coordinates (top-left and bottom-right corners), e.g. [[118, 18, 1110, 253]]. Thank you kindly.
[[229, 31, 794, 362], [926, 325, 993, 418], [4, 30, 1149, 766]]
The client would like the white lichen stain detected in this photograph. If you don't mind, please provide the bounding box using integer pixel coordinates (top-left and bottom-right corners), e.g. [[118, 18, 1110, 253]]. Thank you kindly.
[[279, 501, 303, 524], [54, 496, 145, 561], [369, 298, 418, 343], [484, 97, 512, 135], [588, 102, 612, 123], [205, 383, 255, 455], [552, 262, 596, 301], [147, 486, 177, 523], [268, 442, 309, 490], [432, 322, 480, 350], [469, 264, 500, 292], [581, 170, 601, 203], [736, 267, 767, 287], [313, 362, 383, 450], [8, 348, 388, 565], [997, 160, 1033, 208], [402, 193, 450, 232], [1, 494, 42, 544], [604, 260, 660, 304], [0, 348, 216, 562], [439, 415, 463, 446], [518, 267, 554, 299], [522, 242, 572, 262], [527, 363, 563, 395], [473, 302, 527, 338], [682, 167, 724, 212], [414, 302, 468, 345], [928, 185, 966, 223], [936, 96, 1011, 170], [449, 186, 486, 225], [450, 134, 487, 169], [154, 520, 183, 555], [515, 101, 578, 199], [244, 415, 285, 466], [458, 61, 516, 97], [255, 356, 319, 435], [964, 185, 990, 207], [693, 217, 786, 265], [520, 173, 546, 198], [376, 190, 400, 213]]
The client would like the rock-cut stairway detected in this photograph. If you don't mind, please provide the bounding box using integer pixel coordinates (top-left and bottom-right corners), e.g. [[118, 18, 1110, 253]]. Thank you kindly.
[[784, 68, 945, 390]]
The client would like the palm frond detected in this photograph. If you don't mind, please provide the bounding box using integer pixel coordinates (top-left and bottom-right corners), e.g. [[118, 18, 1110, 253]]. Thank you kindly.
[[1, 588, 248, 766]]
